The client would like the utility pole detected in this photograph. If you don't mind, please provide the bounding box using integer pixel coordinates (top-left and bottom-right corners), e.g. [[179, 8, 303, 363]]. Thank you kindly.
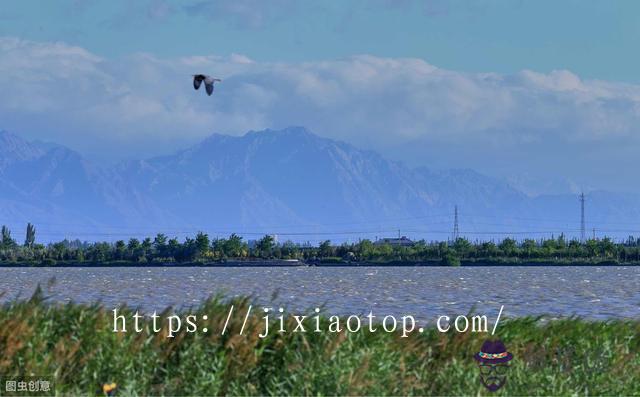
[[453, 205, 460, 241], [580, 193, 586, 242]]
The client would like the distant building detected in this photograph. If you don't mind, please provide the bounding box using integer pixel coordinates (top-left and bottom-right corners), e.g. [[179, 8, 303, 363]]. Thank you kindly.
[[374, 236, 414, 247]]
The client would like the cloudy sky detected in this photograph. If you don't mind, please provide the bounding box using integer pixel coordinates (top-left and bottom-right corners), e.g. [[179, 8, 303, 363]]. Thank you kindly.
[[1, 1, 640, 195]]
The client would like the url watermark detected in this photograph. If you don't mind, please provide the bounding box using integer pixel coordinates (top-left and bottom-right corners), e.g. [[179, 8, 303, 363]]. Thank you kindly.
[[112, 305, 504, 338]]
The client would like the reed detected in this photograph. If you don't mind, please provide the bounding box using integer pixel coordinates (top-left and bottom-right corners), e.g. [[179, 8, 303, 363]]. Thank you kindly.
[[0, 289, 638, 395]]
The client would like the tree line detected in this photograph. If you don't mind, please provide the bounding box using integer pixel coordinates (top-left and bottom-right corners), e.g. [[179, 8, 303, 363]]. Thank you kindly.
[[1, 224, 640, 265]]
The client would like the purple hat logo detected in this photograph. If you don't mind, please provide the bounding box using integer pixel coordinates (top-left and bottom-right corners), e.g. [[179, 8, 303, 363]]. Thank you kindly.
[[474, 339, 513, 392]]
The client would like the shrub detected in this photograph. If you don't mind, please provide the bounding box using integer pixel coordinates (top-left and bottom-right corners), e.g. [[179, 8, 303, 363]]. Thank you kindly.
[[40, 258, 56, 266], [442, 254, 461, 267]]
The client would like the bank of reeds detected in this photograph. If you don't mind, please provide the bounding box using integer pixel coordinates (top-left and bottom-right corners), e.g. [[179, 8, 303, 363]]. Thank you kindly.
[[0, 289, 639, 396]]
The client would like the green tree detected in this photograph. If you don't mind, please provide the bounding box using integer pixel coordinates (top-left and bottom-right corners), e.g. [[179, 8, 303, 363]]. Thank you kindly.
[[453, 237, 472, 258], [127, 238, 141, 252], [153, 233, 168, 257], [280, 240, 300, 259], [318, 240, 333, 258], [585, 239, 598, 257], [141, 238, 152, 254], [90, 242, 110, 262], [1, 226, 16, 248], [521, 239, 537, 258], [256, 235, 275, 258], [599, 237, 616, 258], [114, 240, 126, 260], [542, 238, 558, 257], [499, 238, 518, 257], [24, 223, 36, 248], [194, 232, 210, 258], [50, 242, 67, 260], [556, 233, 567, 249], [167, 238, 181, 259], [355, 239, 375, 260], [127, 238, 143, 261], [212, 238, 227, 258], [224, 233, 245, 257]]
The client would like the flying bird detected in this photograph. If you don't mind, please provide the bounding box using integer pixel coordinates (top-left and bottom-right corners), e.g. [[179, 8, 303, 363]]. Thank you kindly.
[[193, 74, 222, 96]]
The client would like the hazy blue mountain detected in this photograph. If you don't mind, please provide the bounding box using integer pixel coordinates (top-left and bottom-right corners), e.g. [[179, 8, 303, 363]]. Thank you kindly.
[[0, 130, 45, 169], [1, 127, 638, 242], [0, 131, 119, 236], [118, 127, 433, 230]]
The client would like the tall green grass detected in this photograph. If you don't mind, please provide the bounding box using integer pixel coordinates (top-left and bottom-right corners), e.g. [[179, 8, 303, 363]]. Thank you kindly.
[[0, 290, 638, 395]]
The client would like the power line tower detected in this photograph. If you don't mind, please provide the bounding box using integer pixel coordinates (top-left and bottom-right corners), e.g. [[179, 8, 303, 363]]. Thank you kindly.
[[580, 192, 586, 242], [453, 205, 460, 241]]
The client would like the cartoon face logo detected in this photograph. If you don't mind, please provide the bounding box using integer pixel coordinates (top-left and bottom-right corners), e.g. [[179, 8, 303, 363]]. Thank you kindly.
[[474, 339, 513, 392]]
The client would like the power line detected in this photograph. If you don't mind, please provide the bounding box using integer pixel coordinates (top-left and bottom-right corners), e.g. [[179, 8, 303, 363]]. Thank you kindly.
[[0, 212, 456, 231]]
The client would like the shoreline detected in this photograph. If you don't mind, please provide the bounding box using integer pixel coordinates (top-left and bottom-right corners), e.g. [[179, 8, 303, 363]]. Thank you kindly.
[[1, 259, 638, 267]]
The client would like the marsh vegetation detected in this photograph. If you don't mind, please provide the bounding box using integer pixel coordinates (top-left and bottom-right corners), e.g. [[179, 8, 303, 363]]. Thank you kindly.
[[1, 290, 638, 395]]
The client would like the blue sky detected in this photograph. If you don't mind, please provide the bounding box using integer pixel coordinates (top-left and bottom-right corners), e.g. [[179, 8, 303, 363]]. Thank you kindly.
[[3, 0, 639, 82], [1, 1, 640, 195]]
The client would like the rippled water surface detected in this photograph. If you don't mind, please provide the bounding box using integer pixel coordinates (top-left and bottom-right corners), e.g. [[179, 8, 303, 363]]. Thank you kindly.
[[1, 266, 639, 319]]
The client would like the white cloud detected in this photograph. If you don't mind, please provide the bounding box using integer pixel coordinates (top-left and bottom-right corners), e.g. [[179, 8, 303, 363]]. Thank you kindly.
[[1, 36, 640, 192]]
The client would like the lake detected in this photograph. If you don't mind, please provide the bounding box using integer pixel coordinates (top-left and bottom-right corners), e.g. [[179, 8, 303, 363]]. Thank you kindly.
[[1, 266, 638, 320]]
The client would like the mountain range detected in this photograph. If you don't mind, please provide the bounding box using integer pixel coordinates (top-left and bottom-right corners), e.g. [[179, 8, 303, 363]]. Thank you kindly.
[[1, 127, 639, 242]]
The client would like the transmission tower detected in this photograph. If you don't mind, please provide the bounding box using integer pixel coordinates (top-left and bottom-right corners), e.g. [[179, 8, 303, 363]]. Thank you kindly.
[[580, 193, 586, 242], [453, 205, 460, 241]]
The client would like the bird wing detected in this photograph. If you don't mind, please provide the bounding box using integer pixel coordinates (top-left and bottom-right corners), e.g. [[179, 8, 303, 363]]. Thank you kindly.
[[193, 76, 203, 90], [205, 82, 214, 95]]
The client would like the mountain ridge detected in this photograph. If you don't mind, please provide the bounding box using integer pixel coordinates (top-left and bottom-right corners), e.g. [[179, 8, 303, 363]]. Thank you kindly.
[[1, 127, 638, 242]]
